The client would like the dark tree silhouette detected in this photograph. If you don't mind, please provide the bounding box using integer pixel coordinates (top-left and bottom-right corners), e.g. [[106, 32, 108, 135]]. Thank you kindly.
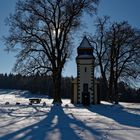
[[89, 17, 140, 104], [107, 21, 140, 104], [4, 0, 99, 104], [89, 16, 110, 100], [0, 73, 72, 98]]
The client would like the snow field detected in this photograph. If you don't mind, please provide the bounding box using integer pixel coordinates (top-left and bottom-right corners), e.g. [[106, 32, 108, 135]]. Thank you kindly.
[[0, 89, 140, 140]]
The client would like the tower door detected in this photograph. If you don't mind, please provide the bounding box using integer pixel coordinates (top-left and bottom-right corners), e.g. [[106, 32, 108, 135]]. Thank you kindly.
[[82, 83, 90, 105]]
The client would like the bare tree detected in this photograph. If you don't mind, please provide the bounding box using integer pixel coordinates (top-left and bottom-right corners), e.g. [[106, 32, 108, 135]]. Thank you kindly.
[[107, 21, 140, 103], [89, 16, 110, 100], [90, 17, 140, 104], [4, 0, 99, 104]]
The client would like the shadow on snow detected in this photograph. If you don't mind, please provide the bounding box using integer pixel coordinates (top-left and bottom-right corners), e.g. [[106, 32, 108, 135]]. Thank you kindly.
[[87, 103, 140, 128], [0, 105, 102, 140]]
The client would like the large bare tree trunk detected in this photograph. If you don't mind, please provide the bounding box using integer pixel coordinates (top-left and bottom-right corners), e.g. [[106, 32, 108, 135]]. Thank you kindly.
[[52, 70, 62, 104], [98, 58, 109, 100], [114, 48, 119, 104], [108, 47, 115, 102], [108, 75, 114, 102], [114, 79, 119, 104]]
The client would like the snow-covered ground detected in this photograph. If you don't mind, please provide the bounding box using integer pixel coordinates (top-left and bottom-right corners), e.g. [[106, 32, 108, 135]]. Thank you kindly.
[[0, 89, 140, 140]]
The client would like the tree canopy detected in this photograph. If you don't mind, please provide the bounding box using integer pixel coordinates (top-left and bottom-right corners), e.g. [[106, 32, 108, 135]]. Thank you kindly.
[[4, 0, 99, 103], [89, 16, 140, 103]]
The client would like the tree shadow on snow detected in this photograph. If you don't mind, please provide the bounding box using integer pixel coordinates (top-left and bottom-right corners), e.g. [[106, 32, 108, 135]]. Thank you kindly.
[[87, 103, 140, 128], [0, 105, 103, 140]]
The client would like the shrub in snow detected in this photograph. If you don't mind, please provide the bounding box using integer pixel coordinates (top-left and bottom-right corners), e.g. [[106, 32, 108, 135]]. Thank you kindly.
[[5, 102, 9, 105], [16, 102, 20, 105], [65, 104, 69, 108], [29, 102, 32, 105], [43, 102, 46, 106]]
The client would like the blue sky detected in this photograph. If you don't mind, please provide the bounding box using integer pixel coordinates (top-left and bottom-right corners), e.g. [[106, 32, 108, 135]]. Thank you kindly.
[[0, 0, 140, 77]]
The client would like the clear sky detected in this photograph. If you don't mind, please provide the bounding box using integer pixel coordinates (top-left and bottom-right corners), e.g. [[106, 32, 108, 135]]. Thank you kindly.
[[0, 0, 140, 77]]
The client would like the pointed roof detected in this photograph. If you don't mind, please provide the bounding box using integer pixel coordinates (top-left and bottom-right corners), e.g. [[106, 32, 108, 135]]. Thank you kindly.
[[78, 36, 92, 49]]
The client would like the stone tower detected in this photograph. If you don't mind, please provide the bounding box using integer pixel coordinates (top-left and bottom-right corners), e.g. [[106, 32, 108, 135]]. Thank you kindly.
[[76, 37, 95, 105]]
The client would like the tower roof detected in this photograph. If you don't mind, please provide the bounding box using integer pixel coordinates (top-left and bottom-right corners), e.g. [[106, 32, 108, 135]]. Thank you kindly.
[[76, 36, 95, 59], [78, 36, 92, 49]]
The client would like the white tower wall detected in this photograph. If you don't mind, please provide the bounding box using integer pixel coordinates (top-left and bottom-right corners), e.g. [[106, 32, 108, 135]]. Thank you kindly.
[[77, 58, 94, 104]]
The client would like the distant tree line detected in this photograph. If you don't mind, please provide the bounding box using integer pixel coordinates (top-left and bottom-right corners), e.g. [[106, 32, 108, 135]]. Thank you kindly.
[[99, 78, 140, 103], [0, 73, 140, 102], [0, 73, 72, 98]]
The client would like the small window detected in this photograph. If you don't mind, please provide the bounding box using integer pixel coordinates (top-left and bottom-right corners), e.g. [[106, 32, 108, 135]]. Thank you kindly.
[[83, 83, 88, 92], [85, 67, 87, 72]]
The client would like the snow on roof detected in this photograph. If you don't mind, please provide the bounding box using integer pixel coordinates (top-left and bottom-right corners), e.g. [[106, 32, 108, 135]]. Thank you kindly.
[[78, 36, 92, 49]]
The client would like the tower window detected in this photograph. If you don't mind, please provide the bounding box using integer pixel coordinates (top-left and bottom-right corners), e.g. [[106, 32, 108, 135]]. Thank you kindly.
[[85, 67, 87, 72]]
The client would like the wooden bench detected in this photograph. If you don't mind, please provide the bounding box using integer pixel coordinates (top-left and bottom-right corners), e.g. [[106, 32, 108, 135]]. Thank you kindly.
[[29, 98, 41, 104]]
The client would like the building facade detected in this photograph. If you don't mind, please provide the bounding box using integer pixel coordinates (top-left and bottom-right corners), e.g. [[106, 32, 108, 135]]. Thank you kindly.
[[71, 37, 100, 105]]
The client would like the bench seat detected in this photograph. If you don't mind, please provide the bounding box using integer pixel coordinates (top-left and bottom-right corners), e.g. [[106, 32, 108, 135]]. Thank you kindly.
[[29, 98, 41, 104]]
